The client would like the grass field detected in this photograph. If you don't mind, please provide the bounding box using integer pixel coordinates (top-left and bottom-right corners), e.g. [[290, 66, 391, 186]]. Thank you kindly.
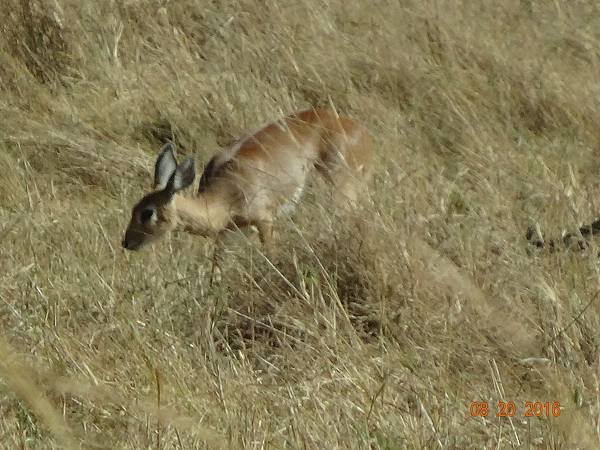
[[2, 0, 600, 448]]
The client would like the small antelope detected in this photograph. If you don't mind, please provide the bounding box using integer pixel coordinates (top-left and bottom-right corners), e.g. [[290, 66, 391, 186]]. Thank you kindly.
[[121, 108, 374, 255]]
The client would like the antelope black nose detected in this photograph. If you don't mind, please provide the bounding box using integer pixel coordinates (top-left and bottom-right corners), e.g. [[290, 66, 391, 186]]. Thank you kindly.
[[122, 238, 129, 249]]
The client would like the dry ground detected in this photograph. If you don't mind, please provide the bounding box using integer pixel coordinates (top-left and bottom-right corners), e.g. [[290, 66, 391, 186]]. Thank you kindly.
[[1, 0, 600, 448]]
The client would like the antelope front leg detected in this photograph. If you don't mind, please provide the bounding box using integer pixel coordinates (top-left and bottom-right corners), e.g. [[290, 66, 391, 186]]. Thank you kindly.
[[255, 220, 274, 257], [209, 232, 224, 286]]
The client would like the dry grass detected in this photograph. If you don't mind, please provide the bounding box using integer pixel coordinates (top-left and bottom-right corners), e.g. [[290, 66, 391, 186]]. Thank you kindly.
[[1, 0, 600, 448]]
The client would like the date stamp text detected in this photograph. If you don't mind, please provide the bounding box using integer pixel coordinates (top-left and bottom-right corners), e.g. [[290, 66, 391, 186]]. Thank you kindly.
[[469, 401, 561, 417]]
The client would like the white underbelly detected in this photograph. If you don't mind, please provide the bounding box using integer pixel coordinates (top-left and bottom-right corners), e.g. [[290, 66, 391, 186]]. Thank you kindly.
[[277, 184, 305, 216]]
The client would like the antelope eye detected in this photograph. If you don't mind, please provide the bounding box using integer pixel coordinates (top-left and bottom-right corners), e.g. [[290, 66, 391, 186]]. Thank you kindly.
[[140, 208, 155, 224]]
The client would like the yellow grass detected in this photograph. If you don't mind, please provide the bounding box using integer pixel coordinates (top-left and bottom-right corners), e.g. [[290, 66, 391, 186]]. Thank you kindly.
[[1, 0, 600, 448]]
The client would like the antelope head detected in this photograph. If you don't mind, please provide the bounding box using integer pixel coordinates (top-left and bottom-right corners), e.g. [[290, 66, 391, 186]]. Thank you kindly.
[[122, 143, 196, 251]]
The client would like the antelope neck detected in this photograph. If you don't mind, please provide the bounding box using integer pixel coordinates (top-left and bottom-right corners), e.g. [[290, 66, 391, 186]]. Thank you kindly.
[[173, 192, 233, 236]]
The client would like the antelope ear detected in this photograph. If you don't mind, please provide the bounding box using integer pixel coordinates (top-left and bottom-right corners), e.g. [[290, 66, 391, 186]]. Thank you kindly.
[[166, 156, 196, 193], [154, 143, 178, 190]]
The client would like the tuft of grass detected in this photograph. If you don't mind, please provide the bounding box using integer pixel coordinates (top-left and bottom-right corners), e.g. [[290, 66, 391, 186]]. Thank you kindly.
[[1, 0, 600, 448]]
